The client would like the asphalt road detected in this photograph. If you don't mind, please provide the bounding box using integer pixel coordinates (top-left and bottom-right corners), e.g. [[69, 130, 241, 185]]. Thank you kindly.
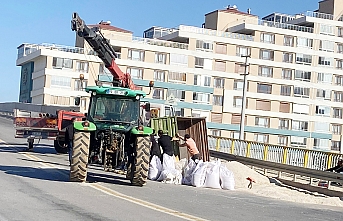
[[0, 116, 342, 221]]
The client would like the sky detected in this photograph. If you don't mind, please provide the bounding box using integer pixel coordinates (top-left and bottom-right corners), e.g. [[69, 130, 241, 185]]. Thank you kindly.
[[0, 0, 319, 102]]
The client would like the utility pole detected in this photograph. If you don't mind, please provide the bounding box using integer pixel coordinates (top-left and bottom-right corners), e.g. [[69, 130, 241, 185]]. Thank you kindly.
[[239, 55, 250, 156]]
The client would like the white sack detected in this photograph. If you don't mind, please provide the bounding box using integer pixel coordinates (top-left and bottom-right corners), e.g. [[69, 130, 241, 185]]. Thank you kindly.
[[182, 158, 197, 185], [203, 161, 221, 189], [148, 155, 162, 181], [159, 169, 182, 185], [191, 161, 207, 187], [219, 164, 235, 190]]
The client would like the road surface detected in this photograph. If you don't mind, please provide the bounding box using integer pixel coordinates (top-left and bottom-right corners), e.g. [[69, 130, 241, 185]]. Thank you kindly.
[[0, 117, 342, 221]]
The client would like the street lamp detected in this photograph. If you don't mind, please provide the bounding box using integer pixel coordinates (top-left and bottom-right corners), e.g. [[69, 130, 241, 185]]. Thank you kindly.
[[239, 55, 250, 156]]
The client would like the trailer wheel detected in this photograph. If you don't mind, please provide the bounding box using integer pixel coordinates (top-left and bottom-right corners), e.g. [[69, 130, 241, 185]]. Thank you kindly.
[[54, 140, 68, 154], [70, 131, 90, 182], [130, 136, 150, 186]]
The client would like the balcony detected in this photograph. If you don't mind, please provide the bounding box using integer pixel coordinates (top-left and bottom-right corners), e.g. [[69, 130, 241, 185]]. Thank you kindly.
[[17, 43, 96, 59], [131, 36, 189, 50], [302, 11, 333, 20]]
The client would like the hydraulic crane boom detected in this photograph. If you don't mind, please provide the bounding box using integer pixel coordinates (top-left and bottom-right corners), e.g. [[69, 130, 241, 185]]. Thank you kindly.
[[71, 12, 136, 89]]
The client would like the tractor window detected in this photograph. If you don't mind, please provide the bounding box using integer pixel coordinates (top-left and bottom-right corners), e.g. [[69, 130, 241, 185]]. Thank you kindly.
[[91, 96, 139, 123]]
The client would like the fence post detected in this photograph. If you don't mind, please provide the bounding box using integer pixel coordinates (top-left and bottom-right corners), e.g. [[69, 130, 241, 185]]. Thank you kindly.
[[246, 142, 251, 157], [263, 145, 268, 161], [282, 147, 288, 164], [327, 153, 333, 170], [231, 140, 235, 154], [216, 138, 221, 151], [304, 150, 309, 168]]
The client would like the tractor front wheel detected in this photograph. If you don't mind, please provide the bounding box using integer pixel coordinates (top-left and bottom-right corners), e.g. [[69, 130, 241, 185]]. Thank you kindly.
[[70, 131, 90, 182], [129, 136, 150, 186]]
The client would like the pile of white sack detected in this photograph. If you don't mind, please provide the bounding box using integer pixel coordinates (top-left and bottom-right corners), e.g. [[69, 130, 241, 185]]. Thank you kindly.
[[148, 154, 235, 190]]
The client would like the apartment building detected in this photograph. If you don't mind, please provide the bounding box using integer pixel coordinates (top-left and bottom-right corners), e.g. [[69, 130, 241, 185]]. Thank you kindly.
[[16, 0, 343, 153]]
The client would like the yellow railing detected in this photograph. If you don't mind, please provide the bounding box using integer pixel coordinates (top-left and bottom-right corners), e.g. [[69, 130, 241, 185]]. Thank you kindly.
[[208, 135, 343, 170]]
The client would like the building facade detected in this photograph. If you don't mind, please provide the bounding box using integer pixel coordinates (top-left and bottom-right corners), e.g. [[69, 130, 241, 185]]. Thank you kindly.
[[16, 0, 343, 153]]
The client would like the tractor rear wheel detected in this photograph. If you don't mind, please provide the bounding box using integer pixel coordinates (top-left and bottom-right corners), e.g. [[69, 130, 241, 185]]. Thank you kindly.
[[54, 139, 68, 154], [70, 131, 90, 182], [129, 136, 150, 186]]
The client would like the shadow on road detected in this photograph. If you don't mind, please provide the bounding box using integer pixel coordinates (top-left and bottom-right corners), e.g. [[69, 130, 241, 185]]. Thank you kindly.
[[0, 165, 69, 182], [87, 171, 132, 186], [20, 158, 68, 168]]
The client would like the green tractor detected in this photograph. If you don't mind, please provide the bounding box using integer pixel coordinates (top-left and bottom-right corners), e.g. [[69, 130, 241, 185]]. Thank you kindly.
[[70, 86, 153, 186]]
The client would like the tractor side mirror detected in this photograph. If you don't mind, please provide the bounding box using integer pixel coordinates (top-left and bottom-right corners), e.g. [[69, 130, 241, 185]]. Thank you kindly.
[[74, 97, 81, 106], [145, 102, 151, 112]]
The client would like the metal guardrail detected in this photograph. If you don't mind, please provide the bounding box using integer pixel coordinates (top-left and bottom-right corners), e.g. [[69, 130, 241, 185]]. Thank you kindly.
[[210, 150, 343, 187], [208, 135, 343, 171]]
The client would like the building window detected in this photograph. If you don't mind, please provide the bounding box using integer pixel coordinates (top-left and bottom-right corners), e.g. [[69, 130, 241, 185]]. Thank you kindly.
[[319, 24, 335, 35], [317, 73, 332, 84], [279, 119, 289, 130], [233, 96, 242, 108], [254, 134, 269, 143], [128, 49, 144, 61], [279, 102, 290, 113], [165, 106, 184, 117], [295, 70, 311, 81], [260, 33, 275, 44], [257, 83, 272, 94], [316, 89, 331, 100], [168, 72, 186, 83], [296, 54, 312, 65], [331, 141, 341, 151], [296, 37, 313, 49], [192, 92, 210, 104], [280, 85, 292, 96], [213, 95, 223, 106], [215, 44, 227, 54], [255, 117, 269, 127], [236, 46, 251, 56], [291, 137, 307, 147], [294, 87, 310, 98], [211, 113, 222, 123], [154, 70, 165, 82], [319, 40, 335, 52], [194, 75, 211, 87], [315, 105, 331, 116], [196, 40, 213, 51], [338, 43, 343, 53], [50, 96, 70, 105], [293, 103, 309, 115], [313, 139, 330, 150], [235, 63, 246, 74], [336, 59, 343, 69], [234, 80, 243, 90], [283, 52, 293, 63], [211, 130, 221, 136], [167, 89, 185, 101], [258, 66, 273, 77], [314, 122, 330, 133], [213, 77, 224, 88], [278, 136, 288, 146], [170, 53, 188, 66], [334, 91, 343, 102], [282, 69, 293, 80], [259, 49, 274, 60], [74, 79, 87, 91], [99, 64, 111, 75], [256, 100, 271, 111], [155, 53, 167, 64], [318, 57, 333, 66], [52, 57, 73, 69], [332, 124, 342, 135], [195, 57, 204, 68], [338, 27, 343, 37], [126, 67, 143, 79], [51, 76, 71, 88], [284, 36, 294, 46], [75, 61, 89, 73], [214, 60, 226, 72], [152, 88, 164, 99], [292, 120, 308, 131], [333, 108, 343, 119], [335, 75, 343, 86]]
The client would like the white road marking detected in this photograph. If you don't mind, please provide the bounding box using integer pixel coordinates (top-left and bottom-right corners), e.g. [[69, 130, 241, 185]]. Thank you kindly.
[[0, 139, 209, 221]]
